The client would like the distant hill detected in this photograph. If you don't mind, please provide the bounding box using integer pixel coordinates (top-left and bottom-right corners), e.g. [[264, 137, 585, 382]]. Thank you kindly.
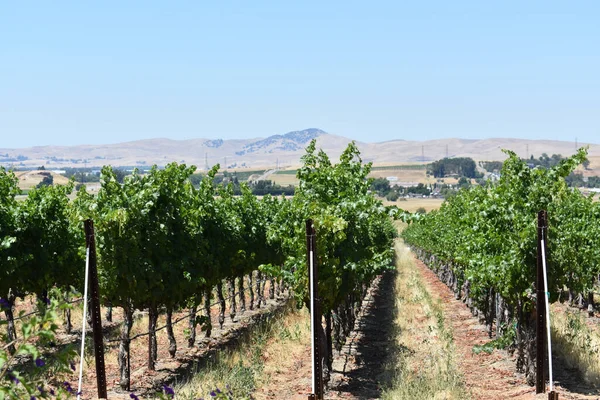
[[1, 129, 599, 171]]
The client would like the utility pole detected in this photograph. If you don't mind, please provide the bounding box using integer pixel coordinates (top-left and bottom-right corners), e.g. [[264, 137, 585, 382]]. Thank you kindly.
[[575, 137, 578, 152], [445, 144, 449, 158], [421, 146, 425, 162], [526, 144, 529, 160], [205, 153, 209, 170]]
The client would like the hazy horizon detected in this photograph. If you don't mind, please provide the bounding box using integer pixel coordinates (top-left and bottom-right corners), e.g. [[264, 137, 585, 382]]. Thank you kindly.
[[1, 129, 598, 151]]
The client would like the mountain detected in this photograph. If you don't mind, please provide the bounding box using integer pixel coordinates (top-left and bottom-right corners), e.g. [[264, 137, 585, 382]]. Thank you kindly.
[[1, 129, 599, 171]]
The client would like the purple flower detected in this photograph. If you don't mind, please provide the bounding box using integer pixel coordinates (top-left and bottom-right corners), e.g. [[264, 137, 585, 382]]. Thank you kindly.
[[70, 361, 76, 371], [62, 381, 74, 394], [129, 393, 140, 400], [49, 389, 55, 395], [43, 297, 51, 305], [30, 396, 37, 400], [210, 391, 216, 397], [162, 384, 175, 397], [35, 357, 45, 367], [8, 372, 19, 384], [0, 297, 10, 309]]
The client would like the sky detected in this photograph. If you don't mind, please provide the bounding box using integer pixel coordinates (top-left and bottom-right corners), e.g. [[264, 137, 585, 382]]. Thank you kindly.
[[1, 1, 599, 148]]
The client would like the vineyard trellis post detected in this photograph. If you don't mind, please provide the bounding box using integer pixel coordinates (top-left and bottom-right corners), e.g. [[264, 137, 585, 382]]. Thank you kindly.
[[536, 211, 547, 393], [536, 210, 558, 399], [306, 219, 324, 400], [84, 219, 108, 399]]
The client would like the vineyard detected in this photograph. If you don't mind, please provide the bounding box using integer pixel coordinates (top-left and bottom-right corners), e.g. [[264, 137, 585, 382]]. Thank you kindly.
[[0, 141, 399, 399], [3, 142, 600, 399], [402, 148, 600, 387]]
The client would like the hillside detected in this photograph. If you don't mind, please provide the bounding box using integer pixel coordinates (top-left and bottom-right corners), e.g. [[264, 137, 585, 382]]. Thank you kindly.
[[1, 129, 598, 170]]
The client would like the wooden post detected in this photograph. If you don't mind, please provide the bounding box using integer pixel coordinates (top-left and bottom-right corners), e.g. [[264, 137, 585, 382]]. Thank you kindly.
[[84, 220, 108, 399], [306, 220, 324, 400], [536, 210, 547, 394]]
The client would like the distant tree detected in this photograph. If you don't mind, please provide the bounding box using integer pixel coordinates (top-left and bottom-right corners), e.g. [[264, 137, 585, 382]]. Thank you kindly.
[[457, 177, 471, 189], [525, 153, 565, 169], [189, 173, 204, 187], [480, 161, 503, 173], [370, 178, 391, 196], [386, 191, 399, 201], [415, 207, 427, 214], [37, 165, 45, 171], [429, 157, 478, 178], [407, 183, 431, 196], [583, 159, 590, 169], [113, 168, 128, 184], [36, 174, 53, 188], [587, 176, 600, 188]]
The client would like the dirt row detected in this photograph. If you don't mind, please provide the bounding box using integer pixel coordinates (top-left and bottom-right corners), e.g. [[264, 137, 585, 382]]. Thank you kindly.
[[413, 255, 599, 400], [260, 250, 600, 399], [59, 283, 289, 399]]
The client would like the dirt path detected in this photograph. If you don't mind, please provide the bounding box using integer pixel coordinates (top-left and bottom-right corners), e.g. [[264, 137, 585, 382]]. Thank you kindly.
[[250, 272, 397, 400], [413, 255, 599, 400], [327, 272, 397, 399], [249, 246, 600, 400]]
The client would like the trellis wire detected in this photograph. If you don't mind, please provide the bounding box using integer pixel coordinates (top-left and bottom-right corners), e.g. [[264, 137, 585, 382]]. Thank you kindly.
[[104, 275, 277, 344]]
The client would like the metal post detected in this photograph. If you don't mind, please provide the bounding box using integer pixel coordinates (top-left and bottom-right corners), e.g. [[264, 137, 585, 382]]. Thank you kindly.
[[306, 220, 324, 400], [84, 220, 108, 399], [536, 211, 547, 394]]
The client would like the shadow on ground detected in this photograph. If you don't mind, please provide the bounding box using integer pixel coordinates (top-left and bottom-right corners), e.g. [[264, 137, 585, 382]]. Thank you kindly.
[[328, 270, 405, 399]]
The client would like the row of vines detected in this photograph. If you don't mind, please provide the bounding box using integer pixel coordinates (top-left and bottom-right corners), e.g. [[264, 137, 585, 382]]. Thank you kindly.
[[1, 140, 400, 395], [402, 148, 600, 383]]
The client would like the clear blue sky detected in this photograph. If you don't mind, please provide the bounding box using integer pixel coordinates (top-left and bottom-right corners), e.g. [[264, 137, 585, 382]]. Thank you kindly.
[[1, 1, 599, 148]]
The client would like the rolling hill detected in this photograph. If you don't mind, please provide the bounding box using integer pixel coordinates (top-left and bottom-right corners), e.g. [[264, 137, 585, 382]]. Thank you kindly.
[[1, 129, 598, 171]]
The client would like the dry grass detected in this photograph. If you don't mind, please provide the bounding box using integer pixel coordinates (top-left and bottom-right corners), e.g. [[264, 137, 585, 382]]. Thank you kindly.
[[551, 304, 600, 385], [269, 173, 299, 186], [270, 165, 459, 188], [381, 240, 470, 399], [15, 170, 71, 190], [369, 169, 429, 183], [174, 304, 309, 399], [383, 197, 445, 213]]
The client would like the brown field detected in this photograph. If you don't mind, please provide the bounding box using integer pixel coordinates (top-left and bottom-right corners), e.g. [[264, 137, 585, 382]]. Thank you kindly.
[[269, 172, 299, 186], [383, 197, 444, 212], [368, 168, 428, 184], [577, 156, 600, 177], [270, 164, 458, 188], [15, 170, 71, 190]]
